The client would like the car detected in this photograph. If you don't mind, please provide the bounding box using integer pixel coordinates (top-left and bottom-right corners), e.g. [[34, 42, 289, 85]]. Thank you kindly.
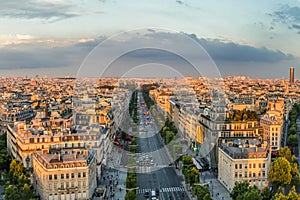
[[155, 188, 159, 196], [151, 190, 157, 200], [144, 191, 150, 198]]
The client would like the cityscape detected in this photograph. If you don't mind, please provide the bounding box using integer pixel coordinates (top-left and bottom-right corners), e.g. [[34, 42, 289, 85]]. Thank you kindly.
[[1, 1, 300, 200]]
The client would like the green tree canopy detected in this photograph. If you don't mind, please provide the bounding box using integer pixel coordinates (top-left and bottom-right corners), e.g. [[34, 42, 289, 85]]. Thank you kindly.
[[230, 181, 250, 200], [287, 134, 298, 147], [240, 187, 263, 200]]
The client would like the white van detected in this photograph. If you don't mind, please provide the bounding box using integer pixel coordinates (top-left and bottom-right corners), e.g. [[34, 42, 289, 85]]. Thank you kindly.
[[151, 190, 157, 200]]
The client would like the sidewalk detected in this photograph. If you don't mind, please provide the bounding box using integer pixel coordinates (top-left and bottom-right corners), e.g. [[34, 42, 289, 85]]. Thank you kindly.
[[94, 147, 127, 200], [200, 171, 231, 200]]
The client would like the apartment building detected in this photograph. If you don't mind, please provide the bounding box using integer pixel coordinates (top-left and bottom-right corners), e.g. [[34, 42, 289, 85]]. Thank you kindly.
[[260, 110, 283, 151], [218, 139, 271, 191], [33, 149, 96, 200], [7, 118, 108, 177]]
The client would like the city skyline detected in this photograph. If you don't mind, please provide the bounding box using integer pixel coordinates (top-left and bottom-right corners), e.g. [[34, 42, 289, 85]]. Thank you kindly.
[[0, 0, 299, 78]]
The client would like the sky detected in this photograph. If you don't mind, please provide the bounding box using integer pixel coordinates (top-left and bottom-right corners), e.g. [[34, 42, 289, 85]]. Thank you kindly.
[[0, 0, 300, 78]]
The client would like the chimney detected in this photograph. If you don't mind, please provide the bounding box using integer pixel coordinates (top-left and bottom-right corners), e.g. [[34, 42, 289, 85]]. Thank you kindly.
[[42, 149, 49, 155], [84, 150, 88, 157], [58, 152, 61, 161]]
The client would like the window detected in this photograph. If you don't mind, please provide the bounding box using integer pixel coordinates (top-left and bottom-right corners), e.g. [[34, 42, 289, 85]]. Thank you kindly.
[[78, 182, 80, 188], [66, 173, 69, 179], [253, 173, 256, 177], [253, 164, 256, 168], [259, 163, 261, 168], [83, 181, 86, 187], [249, 164, 252, 168], [66, 182, 69, 188], [262, 171, 266, 177], [71, 182, 74, 187], [71, 173, 74, 178], [49, 184, 52, 190], [249, 172, 252, 177], [49, 175, 52, 180], [54, 175, 57, 180], [61, 174, 64, 179], [239, 164, 242, 169], [54, 183, 57, 190], [263, 163, 265, 168], [244, 172, 247, 178], [235, 172, 238, 178], [61, 183, 64, 189], [235, 164, 238, 169], [78, 172, 81, 178], [83, 172, 86, 177], [239, 173, 242, 178]]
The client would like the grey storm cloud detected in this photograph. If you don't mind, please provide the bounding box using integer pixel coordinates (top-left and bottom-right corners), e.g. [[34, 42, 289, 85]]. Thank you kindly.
[[188, 35, 294, 63], [0, 32, 295, 73], [268, 4, 300, 33], [292, 24, 300, 29], [0, 0, 79, 21]]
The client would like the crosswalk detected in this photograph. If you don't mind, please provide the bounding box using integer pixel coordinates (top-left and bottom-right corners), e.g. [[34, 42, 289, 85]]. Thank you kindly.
[[136, 186, 185, 194]]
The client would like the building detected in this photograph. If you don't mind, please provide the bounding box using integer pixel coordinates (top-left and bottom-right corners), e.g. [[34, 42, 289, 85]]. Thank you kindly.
[[260, 110, 283, 151], [218, 139, 271, 191], [290, 67, 295, 85], [6, 118, 107, 177], [33, 149, 97, 200]]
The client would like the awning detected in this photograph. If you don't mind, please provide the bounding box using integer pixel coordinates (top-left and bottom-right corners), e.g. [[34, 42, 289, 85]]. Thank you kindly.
[[192, 158, 202, 170]]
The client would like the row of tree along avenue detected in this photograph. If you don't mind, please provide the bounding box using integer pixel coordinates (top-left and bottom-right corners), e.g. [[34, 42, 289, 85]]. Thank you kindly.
[[181, 155, 212, 200], [287, 103, 299, 151]]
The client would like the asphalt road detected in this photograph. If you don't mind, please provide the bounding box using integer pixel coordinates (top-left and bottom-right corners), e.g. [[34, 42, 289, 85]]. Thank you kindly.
[[135, 91, 189, 200]]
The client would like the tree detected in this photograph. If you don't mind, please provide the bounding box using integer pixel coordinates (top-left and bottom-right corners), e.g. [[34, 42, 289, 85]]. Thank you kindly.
[[203, 193, 213, 200], [275, 186, 300, 200], [289, 125, 297, 135], [287, 134, 298, 147], [182, 155, 193, 166], [22, 183, 34, 200], [125, 190, 136, 200], [269, 157, 292, 190], [193, 185, 211, 200], [4, 185, 21, 200], [287, 186, 300, 199], [261, 187, 272, 200], [230, 181, 250, 200], [241, 187, 263, 200], [277, 147, 293, 162], [276, 147, 299, 180], [0, 133, 11, 172], [165, 131, 174, 143]]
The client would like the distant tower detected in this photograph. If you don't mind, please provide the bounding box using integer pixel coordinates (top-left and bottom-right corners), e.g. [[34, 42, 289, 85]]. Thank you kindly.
[[290, 67, 295, 85]]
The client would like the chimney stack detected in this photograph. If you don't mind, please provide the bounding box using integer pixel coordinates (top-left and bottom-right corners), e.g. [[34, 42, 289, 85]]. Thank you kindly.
[[58, 152, 61, 161], [84, 150, 88, 157]]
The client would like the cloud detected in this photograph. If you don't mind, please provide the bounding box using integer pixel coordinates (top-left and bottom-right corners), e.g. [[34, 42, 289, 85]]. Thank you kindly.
[[268, 4, 300, 32], [176, 0, 184, 5], [188, 34, 293, 63], [0, 31, 295, 78], [0, 0, 80, 21], [292, 24, 300, 29]]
